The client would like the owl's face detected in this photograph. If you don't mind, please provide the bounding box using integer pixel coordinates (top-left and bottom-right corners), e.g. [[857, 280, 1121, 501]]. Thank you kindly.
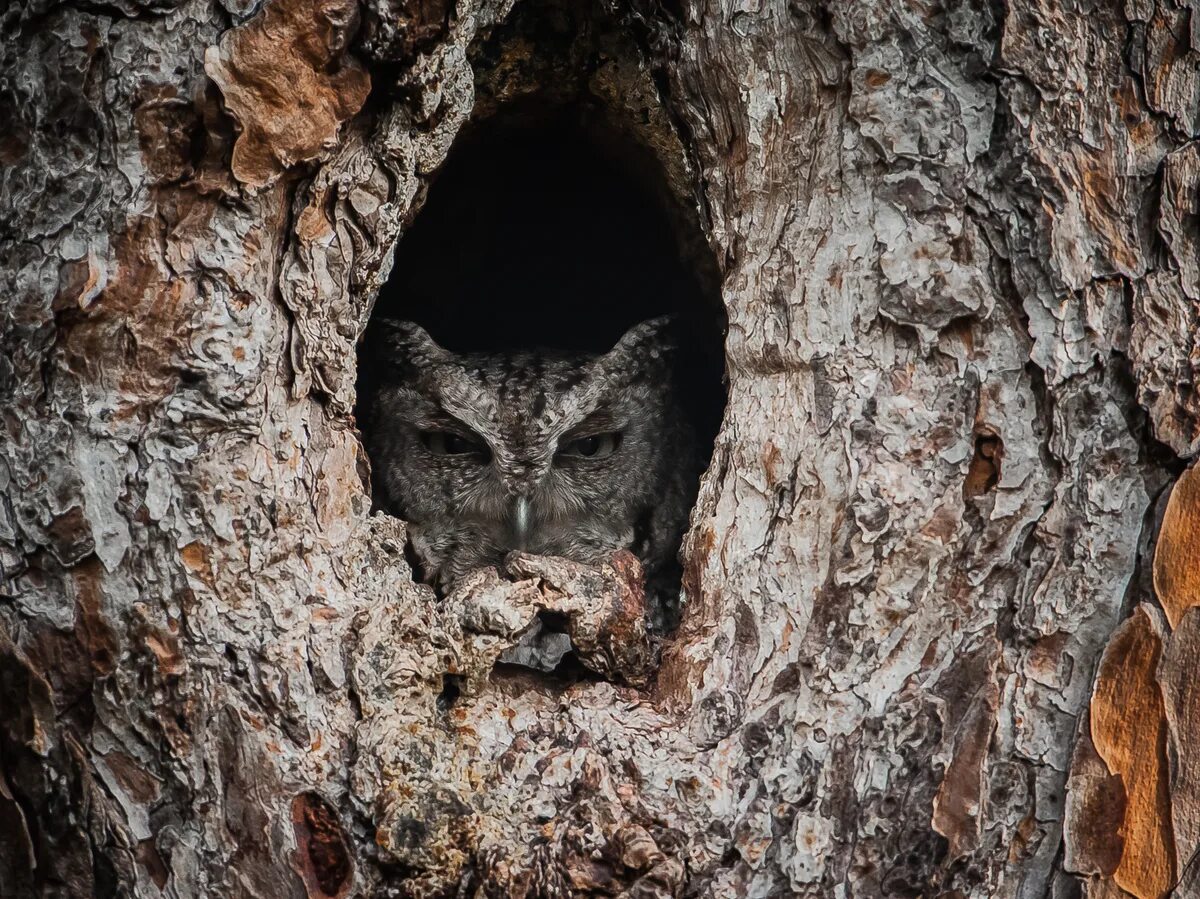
[[366, 318, 685, 588]]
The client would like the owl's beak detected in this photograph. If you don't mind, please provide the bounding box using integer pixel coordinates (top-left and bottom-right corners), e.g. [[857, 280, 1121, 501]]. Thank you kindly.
[[511, 495, 533, 550]]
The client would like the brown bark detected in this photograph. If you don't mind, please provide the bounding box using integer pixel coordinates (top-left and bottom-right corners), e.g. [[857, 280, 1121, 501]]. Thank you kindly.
[[2, 0, 1199, 896]]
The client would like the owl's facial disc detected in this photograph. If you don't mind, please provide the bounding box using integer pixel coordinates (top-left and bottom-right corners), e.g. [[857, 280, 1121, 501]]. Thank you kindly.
[[368, 316, 694, 589]]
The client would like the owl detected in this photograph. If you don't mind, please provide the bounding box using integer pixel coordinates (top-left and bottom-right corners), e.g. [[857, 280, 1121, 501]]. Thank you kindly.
[[362, 317, 700, 626]]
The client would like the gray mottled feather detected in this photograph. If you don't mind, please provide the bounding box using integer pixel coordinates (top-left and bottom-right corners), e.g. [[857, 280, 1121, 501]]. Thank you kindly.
[[363, 317, 699, 624]]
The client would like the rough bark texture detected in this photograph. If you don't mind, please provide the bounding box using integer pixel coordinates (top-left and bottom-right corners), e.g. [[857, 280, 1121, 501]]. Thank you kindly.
[[3, 0, 1200, 896]]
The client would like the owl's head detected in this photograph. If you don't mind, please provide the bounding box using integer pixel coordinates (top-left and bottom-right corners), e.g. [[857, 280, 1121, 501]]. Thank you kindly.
[[364, 317, 693, 588], [362, 316, 696, 588]]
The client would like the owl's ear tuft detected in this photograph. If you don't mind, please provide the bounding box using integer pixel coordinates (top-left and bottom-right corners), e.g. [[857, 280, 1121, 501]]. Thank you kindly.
[[371, 319, 450, 374], [600, 316, 680, 376]]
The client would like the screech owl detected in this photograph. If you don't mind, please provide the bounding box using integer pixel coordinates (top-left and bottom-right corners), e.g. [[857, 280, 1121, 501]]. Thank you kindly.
[[362, 317, 700, 623]]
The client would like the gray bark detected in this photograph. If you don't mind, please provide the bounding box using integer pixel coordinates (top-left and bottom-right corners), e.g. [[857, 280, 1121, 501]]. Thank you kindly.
[[1, 0, 1198, 896]]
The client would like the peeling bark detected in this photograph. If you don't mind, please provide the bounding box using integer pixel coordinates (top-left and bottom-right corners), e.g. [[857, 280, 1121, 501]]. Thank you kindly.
[[2, 0, 1199, 896], [204, 0, 372, 190]]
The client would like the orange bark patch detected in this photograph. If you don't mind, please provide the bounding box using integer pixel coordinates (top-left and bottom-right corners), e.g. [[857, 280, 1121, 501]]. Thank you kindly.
[[102, 750, 163, 804], [931, 680, 999, 858], [144, 630, 184, 677], [204, 0, 371, 190], [931, 638, 1001, 860], [1090, 608, 1175, 899], [180, 541, 208, 568], [963, 432, 1002, 498], [1076, 143, 1143, 276], [1153, 463, 1200, 628], [292, 792, 353, 898], [73, 558, 118, 676], [57, 209, 203, 418], [1158, 607, 1200, 874], [761, 439, 783, 485], [180, 541, 216, 589]]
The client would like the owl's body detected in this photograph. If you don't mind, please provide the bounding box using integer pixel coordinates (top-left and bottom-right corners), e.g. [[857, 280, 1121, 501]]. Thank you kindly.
[[363, 318, 699, 624]]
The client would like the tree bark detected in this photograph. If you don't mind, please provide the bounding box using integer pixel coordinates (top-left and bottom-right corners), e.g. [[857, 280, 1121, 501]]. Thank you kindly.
[[2, 0, 1198, 896]]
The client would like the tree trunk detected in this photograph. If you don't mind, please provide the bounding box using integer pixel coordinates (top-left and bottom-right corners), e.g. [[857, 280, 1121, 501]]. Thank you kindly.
[[2, 0, 1198, 896]]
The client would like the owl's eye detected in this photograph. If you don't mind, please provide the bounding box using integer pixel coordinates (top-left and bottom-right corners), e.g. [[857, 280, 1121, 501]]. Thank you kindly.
[[420, 430, 488, 458], [560, 432, 621, 459]]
